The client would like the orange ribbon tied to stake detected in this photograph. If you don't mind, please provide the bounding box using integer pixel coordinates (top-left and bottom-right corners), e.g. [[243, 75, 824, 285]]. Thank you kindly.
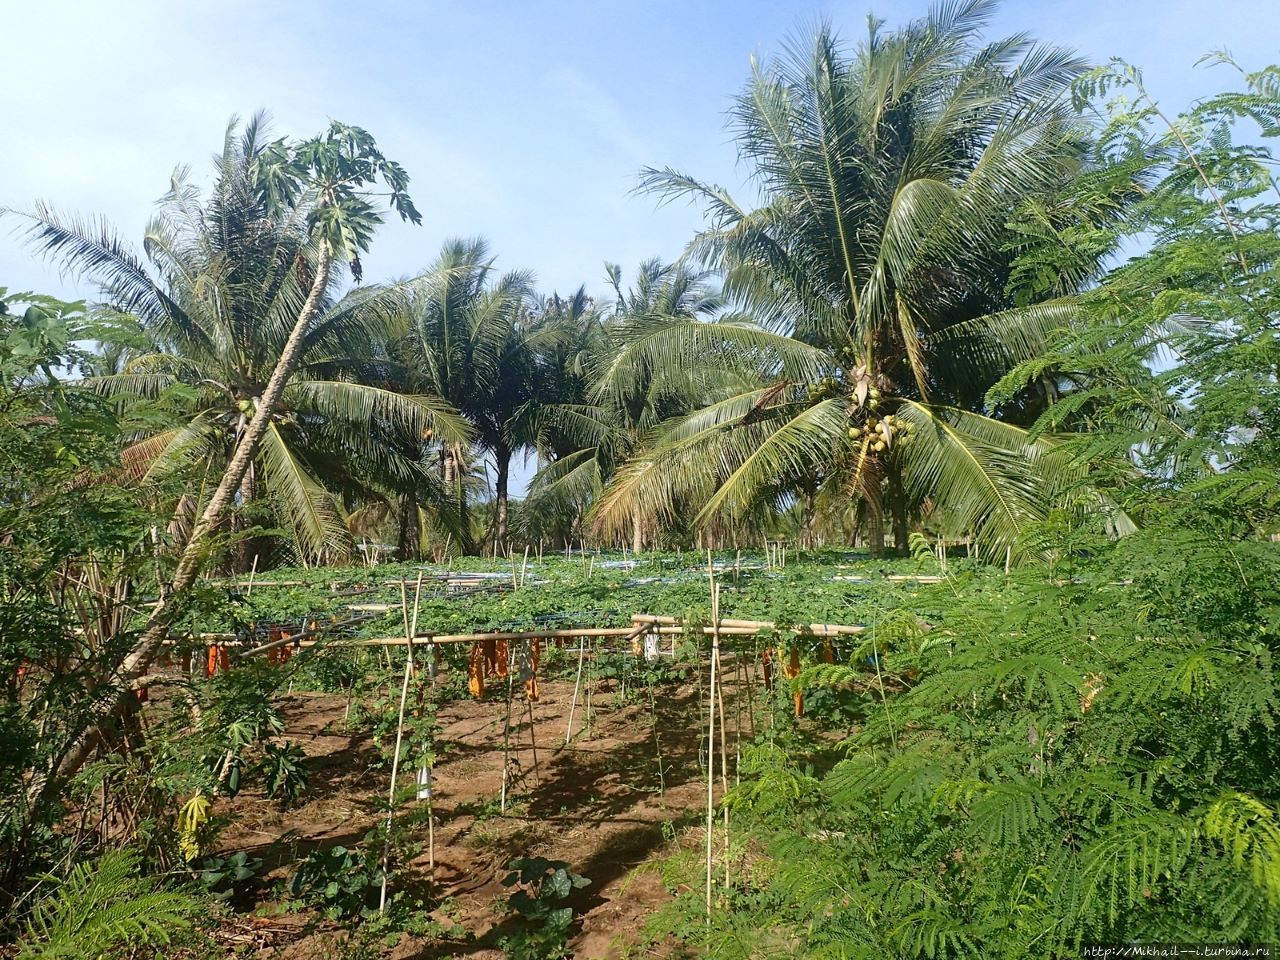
[[468, 641, 485, 700], [784, 645, 804, 718], [206, 644, 230, 678], [527, 639, 541, 702]]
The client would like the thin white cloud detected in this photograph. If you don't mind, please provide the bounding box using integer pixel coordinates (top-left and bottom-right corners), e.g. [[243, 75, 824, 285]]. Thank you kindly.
[[546, 67, 653, 165]]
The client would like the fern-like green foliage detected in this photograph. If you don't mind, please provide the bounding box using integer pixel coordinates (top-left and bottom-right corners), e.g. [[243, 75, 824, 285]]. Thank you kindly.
[[674, 49, 1280, 956], [18, 849, 204, 959]]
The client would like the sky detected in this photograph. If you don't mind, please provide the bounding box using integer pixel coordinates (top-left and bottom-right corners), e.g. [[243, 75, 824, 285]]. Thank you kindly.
[[1, 0, 1275, 491]]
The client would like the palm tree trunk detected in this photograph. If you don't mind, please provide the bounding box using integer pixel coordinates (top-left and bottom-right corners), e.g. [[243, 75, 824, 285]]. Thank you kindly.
[[867, 500, 885, 559], [233, 463, 260, 573], [39, 242, 334, 795], [494, 448, 511, 548], [800, 486, 816, 550], [398, 490, 421, 560], [632, 514, 643, 554], [443, 444, 473, 554], [888, 461, 909, 557]]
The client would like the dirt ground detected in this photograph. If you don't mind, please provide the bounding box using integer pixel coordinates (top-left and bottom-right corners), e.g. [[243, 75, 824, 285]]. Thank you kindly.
[[214, 661, 746, 958]]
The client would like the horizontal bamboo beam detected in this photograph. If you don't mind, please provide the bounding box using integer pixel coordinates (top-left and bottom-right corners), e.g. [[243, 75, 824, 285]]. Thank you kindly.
[[308, 626, 641, 648], [630, 614, 865, 635]]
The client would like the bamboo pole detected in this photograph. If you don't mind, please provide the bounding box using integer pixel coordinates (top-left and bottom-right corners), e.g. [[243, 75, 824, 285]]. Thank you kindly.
[[630, 615, 865, 637], [378, 595, 415, 914], [705, 570, 719, 922], [347, 626, 636, 646], [718, 633, 731, 893], [500, 643, 515, 814], [405, 574, 436, 884], [525, 695, 541, 785], [565, 639, 587, 745], [244, 618, 867, 658], [585, 639, 595, 738]]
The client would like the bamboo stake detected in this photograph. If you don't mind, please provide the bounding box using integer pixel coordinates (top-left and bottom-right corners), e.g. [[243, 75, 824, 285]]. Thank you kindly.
[[565, 639, 587, 745], [718, 637, 731, 892], [246, 554, 259, 597], [585, 639, 595, 737], [646, 652, 666, 795], [405, 573, 436, 884], [342, 646, 358, 727], [525, 695, 541, 785], [500, 644, 515, 814], [705, 571, 719, 922], [378, 625, 414, 913]]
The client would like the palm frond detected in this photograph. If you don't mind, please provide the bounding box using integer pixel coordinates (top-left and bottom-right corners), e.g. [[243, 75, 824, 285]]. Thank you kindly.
[[257, 422, 352, 561]]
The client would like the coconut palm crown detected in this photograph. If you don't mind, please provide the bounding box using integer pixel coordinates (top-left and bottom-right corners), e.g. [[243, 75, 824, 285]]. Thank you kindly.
[[9, 115, 467, 562], [592, 2, 1092, 556]]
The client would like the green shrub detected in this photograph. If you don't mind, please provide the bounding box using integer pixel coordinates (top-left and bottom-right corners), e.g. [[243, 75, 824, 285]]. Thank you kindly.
[[499, 856, 590, 960]]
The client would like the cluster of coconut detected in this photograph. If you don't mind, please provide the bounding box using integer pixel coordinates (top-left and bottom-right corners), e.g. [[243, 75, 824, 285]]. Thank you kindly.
[[805, 376, 842, 401], [848, 405, 917, 452]]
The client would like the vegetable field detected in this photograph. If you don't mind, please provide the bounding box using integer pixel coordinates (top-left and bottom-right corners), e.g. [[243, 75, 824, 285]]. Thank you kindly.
[[124, 550, 953, 956]]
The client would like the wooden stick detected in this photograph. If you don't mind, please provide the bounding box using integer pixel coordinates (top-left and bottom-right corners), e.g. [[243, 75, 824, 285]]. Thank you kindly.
[[631, 617, 864, 637], [565, 640, 587, 745], [378, 637, 414, 913], [717, 616, 730, 893], [705, 571, 719, 921], [585, 638, 594, 737], [349, 626, 636, 646], [525, 695, 540, 785], [500, 644, 515, 814], [246, 554, 258, 597], [407, 574, 435, 883]]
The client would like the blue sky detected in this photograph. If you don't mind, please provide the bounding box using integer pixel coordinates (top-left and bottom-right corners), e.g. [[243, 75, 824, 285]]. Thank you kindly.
[[3, 0, 1276, 302], [1, 0, 1275, 491]]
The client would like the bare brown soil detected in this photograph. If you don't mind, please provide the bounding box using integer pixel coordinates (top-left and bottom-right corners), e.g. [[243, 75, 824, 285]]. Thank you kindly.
[[214, 665, 742, 958]]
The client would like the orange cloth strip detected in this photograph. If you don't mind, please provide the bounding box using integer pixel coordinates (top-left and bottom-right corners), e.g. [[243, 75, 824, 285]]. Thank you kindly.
[[468, 641, 485, 699]]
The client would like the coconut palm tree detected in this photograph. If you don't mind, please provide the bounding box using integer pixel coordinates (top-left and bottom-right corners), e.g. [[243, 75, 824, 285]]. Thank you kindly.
[[10, 116, 468, 564], [591, 3, 1091, 557], [396, 238, 537, 552], [529, 259, 736, 550]]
